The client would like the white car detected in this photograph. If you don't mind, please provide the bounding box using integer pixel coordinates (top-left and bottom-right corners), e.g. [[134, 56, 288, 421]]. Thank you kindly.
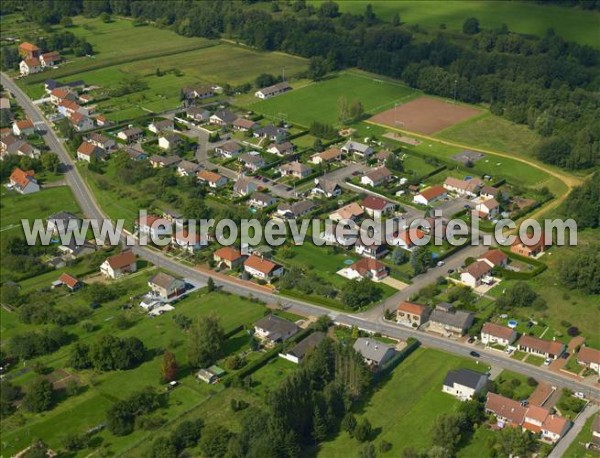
[[574, 392, 586, 399], [543, 358, 552, 365]]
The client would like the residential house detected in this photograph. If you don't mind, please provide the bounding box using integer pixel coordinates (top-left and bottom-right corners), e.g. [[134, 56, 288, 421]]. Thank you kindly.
[[254, 125, 288, 143], [149, 155, 181, 168], [58, 240, 96, 259], [78, 93, 93, 104], [186, 107, 210, 122], [12, 119, 35, 137], [396, 301, 431, 328], [77, 141, 105, 162], [182, 85, 214, 101], [19, 58, 41, 76], [442, 369, 488, 401], [249, 192, 277, 209], [215, 140, 243, 158], [232, 118, 258, 132], [40, 51, 61, 67], [149, 119, 174, 134], [210, 109, 237, 126], [481, 323, 517, 347], [374, 150, 393, 165], [279, 161, 312, 179], [353, 338, 395, 370], [176, 160, 201, 177], [124, 146, 148, 161], [18, 42, 41, 59], [485, 392, 528, 427], [57, 273, 82, 291], [355, 240, 389, 259], [233, 176, 257, 197], [329, 202, 364, 222], [117, 127, 143, 143], [341, 141, 373, 159], [197, 170, 227, 188], [268, 141, 295, 156], [95, 115, 111, 127], [280, 332, 325, 364], [361, 167, 392, 187], [460, 260, 493, 288], [136, 215, 173, 240], [44, 78, 84, 93], [517, 335, 565, 359], [389, 228, 427, 250], [480, 185, 499, 199], [428, 303, 474, 337], [276, 200, 315, 219], [475, 198, 500, 220], [213, 246, 245, 269], [312, 178, 341, 198], [577, 346, 600, 374], [239, 153, 265, 172], [100, 251, 137, 279], [254, 81, 292, 99], [88, 133, 116, 151], [254, 315, 299, 345], [9, 168, 39, 194], [510, 236, 550, 258], [244, 254, 284, 282], [310, 148, 344, 165], [541, 415, 571, 444], [346, 258, 388, 281], [58, 100, 87, 118], [70, 112, 94, 132], [413, 186, 447, 206], [50, 88, 72, 105], [1, 135, 23, 158], [158, 134, 183, 150], [171, 229, 208, 253], [148, 272, 186, 300], [16, 142, 40, 159], [361, 196, 395, 218], [47, 211, 80, 235], [443, 177, 483, 197], [478, 249, 508, 269]]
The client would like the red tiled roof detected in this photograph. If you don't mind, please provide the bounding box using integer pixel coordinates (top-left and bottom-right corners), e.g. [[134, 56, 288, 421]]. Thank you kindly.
[[15, 119, 34, 130], [525, 405, 550, 424], [479, 249, 507, 267], [485, 393, 527, 425], [137, 215, 171, 227], [394, 228, 426, 246], [105, 250, 136, 269], [24, 57, 41, 67], [464, 260, 492, 279], [77, 141, 98, 156], [518, 335, 564, 355], [244, 254, 280, 275], [9, 168, 35, 188], [19, 42, 40, 52], [578, 346, 600, 365], [197, 169, 223, 183], [397, 301, 428, 316], [51, 88, 69, 98], [351, 257, 386, 275], [214, 246, 243, 262], [542, 415, 570, 435], [362, 195, 393, 211], [174, 229, 202, 244], [418, 185, 446, 201], [58, 273, 80, 289], [482, 323, 514, 340]]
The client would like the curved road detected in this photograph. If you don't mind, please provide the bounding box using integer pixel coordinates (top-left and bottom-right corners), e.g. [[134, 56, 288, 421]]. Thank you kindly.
[[3, 72, 598, 401]]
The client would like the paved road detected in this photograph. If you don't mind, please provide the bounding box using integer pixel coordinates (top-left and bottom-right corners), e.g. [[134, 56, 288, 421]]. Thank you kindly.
[[548, 404, 598, 458], [3, 72, 599, 401]]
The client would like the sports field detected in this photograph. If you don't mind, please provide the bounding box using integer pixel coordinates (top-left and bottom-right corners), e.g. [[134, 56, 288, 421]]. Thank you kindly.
[[308, 1, 600, 48], [252, 71, 419, 127], [369, 96, 481, 135]]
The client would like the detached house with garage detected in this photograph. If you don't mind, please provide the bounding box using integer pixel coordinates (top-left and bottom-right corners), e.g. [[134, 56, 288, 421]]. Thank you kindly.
[[149, 119, 174, 134], [475, 198, 500, 220], [210, 109, 237, 126], [19, 57, 42, 76], [517, 335, 565, 360], [279, 161, 312, 179], [9, 168, 39, 195], [481, 323, 517, 347], [280, 332, 325, 364], [117, 127, 143, 143], [428, 303, 474, 337], [215, 140, 243, 158], [148, 272, 186, 301], [254, 81, 292, 99], [442, 369, 488, 401], [443, 177, 483, 197], [577, 346, 600, 374], [478, 249, 508, 269], [345, 258, 388, 282], [12, 119, 35, 137], [460, 260, 493, 288], [413, 185, 447, 206], [312, 178, 341, 198], [329, 202, 364, 222], [353, 338, 395, 370], [100, 251, 137, 279], [197, 170, 228, 188], [396, 301, 431, 328], [232, 118, 258, 132], [310, 147, 344, 165], [268, 141, 295, 156], [171, 229, 208, 253], [77, 141, 105, 162], [361, 166, 392, 187], [239, 153, 266, 172], [213, 246, 245, 270], [233, 176, 257, 197], [244, 255, 284, 282], [341, 141, 373, 159], [254, 315, 299, 345], [361, 196, 395, 219]]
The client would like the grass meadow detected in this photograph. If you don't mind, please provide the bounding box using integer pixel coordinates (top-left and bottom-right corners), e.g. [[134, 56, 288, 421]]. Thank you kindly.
[[307, 1, 600, 47], [252, 71, 419, 127]]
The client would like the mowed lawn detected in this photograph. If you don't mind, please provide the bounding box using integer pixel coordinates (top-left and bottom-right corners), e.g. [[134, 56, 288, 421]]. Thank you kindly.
[[436, 113, 542, 157], [252, 71, 419, 127], [316, 348, 485, 456], [308, 1, 600, 48]]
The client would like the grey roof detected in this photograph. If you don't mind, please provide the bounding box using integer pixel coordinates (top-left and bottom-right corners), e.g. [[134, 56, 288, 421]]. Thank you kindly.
[[151, 119, 174, 130], [149, 272, 185, 290], [255, 124, 288, 138], [343, 141, 372, 153], [212, 109, 237, 124], [286, 331, 325, 359], [250, 192, 276, 205], [314, 179, 339, 194], [233, 177, 255, 195], [278, 200, 316, 217], [219, 140, 242, 153], [48, 211, 79, 223], [258, 81, 292, 96], [430, 308, 474, 329], [255, 315, 299, 341], [353, 338, 395, 364], [178, 160, 200, 173], [443, 369, 487, 390], [240, 153, 265, 165]]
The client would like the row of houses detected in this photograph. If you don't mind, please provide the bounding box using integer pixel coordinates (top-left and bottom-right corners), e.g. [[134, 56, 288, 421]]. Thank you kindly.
[[213, 246, 284, 282], [19, 42, 62, 76]]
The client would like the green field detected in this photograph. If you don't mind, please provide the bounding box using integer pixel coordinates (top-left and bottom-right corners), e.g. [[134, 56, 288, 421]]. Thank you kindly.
[[316, 347, 486, 456], [308, 1, 600, 47], [252, 71, 419, 127]]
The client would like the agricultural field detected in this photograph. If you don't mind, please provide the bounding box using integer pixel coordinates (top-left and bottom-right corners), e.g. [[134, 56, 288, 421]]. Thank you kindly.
[[252, 71, 419, 127], [307, 1, 600, 47], [316, 347, 486, 456]]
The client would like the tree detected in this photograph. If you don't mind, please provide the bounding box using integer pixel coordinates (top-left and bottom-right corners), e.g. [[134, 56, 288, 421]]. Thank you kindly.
[[318, 1, 340, 18], [62, 433, 89, 451], [20, 440, 49, 458], [359, 443, 377, 458], [462, 17, 480, 35], [560, 245, 600, 294], [430, 413, 466, 454], [391, 12, 401, 26], [338, 96, 350, 122], [170, 419, 204, 451], [341, 280, 382, 309], [161, 351, 178, 382], [206, 277, 216, 293], [385, 153, 404, 172], [255, 73, 277, 88], [99, 12, 111, 23], [23, 377, 54, 413], [364, 4, 377, 25], [40, 153, 60, 173], [199, 424, 232, 458], [313, 137, 324, 152], [308, 56, 328, 81], [342, 412, 357, 436], [349, 100, 364, 121], [151, 437, 177, 458], [563, 171, 600, 229], [354, 418, 372, 442], [60, 16, 73, 28], [410, 246, 433, 275], [391, 246, 408, 265], [496, 282, 542, 309], [188, 314, 225, 368], [312, 404, 328, 442]]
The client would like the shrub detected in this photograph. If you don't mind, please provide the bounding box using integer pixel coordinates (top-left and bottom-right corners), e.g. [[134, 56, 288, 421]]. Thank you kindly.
[[567, 327, 580, 336], [526, 377, 538, 387]]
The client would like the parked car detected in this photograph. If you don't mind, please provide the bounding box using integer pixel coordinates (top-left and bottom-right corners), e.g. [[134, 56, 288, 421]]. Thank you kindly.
[[437, 261, 445, 267], [467, 337, 475, 344], [470, 351, 480, 358], [574, 392, 586, 399], [447, 268, 455, 274], [543, 358, 553, 365]]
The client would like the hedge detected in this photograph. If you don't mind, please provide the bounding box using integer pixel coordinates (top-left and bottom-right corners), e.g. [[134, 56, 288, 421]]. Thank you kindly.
[[374, 338, 420, 381]]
